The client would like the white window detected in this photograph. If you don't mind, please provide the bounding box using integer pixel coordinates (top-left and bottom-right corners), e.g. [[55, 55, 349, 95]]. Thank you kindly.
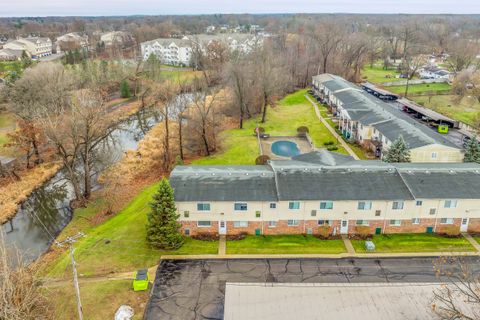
[[233, 221, 248, 228], [412, 218, 420, 224], [444, 200, 457, 208], [318, 220, 331, 226], [269, 203, 277, 209], [356, 220, 369, 226], [429, 208, 436, 215], [320, 201, 333, 210], [234, 202, 248, 211], [440, 218, 454, 224], [416, 200, 423, 206], [197, 221, 211, 227], [197, 203, 210, 211], [392, 201, 404, 210], [431, 152, 438, 159], [267, 221, 277, 228], [289, 202, 300, 210], [287, 219, 299, 226], [357, 201, 372, 210], [389, 220, 401, 226]]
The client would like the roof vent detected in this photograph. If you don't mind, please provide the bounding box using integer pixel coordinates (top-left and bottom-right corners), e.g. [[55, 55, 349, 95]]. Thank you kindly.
[[228, 172, 232, 176], [211, 173, 216, 176], [304, 168, 308, 171], [261, 172, 266, 176], [195, 173, 199, 176], [425, 170, 430, 174], [245, 173, 249, 176]]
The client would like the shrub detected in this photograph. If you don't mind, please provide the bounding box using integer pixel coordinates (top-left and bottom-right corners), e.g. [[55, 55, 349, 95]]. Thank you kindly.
[[297, 126, 309, 134], [355, 226, 372, 239], [254, 127, 265, 135], [441, 225, 461, 237], [327, 146, 338, 151], [255, 155, 271, 165], [323, 141, 335, 146], [317, 226, 332, 239]]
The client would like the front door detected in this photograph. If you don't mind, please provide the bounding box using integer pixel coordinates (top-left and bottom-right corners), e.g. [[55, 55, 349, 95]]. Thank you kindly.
[[460, 218, 469, 232], [218, 221, 227, 235], [340, 220, 349, 234]]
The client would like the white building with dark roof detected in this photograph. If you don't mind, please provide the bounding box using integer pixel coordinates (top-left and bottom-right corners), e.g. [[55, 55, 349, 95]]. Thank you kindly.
[[3, 37, 52, 59], [170, 153, 480, 237]]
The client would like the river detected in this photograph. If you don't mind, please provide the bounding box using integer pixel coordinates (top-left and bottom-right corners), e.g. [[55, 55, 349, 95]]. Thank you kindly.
[[1, 107, 162, 262]]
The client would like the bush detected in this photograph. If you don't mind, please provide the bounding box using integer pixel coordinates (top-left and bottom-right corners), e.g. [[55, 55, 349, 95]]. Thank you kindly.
[[317, 226, 332, 239], [355, 226, 372, 239], [297, 126, 309, 134], [323, 141, 335, 146], [441, 225, 461, 237], [255, 155, 271, 165], [327, 146, 338, 151], [192, 233, 219, 241], [254, 127, 265, 135]]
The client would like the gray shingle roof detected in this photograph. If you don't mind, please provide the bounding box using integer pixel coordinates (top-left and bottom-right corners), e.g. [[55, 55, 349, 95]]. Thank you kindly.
[[292, 150, 354, 166]]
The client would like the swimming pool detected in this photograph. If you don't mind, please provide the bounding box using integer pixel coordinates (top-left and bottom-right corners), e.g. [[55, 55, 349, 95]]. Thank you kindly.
[[271, 140, 301, 157]]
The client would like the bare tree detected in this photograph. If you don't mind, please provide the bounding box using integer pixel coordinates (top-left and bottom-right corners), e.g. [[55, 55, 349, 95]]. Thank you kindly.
[[224, 58, 253, 129], [446, 39, 479, 74], [310, 21, 345, 74]]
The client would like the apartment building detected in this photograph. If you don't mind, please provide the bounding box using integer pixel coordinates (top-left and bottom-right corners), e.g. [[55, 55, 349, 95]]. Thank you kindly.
[[140, 34, 263, 66], [312, 74, 463, 162], [100, 31, 135, 48], [55, 32, 89, 52], [3, 37, 52, 59], [170, 152, 480, 237]]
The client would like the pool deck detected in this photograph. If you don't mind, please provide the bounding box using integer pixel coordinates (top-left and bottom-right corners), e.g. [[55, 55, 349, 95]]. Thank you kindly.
[[261, 136, 313, 160]]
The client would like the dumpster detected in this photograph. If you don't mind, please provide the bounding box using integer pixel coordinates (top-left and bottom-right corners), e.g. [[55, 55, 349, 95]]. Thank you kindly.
[[365, 240, 375, 252], [133, 269, 149, 291]]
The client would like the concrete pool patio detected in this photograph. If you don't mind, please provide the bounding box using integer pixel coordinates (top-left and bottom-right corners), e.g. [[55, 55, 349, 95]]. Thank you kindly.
[[260, 136, 313, 159]]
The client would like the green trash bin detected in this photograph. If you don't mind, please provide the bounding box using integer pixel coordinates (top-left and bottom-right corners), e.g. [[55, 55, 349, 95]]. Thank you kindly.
[[426, 226, 434, 234], [133, 269, 149, 291], [438, 125, 449, 134], [255, 228, 261, 236], [375, 227, 382, 235]]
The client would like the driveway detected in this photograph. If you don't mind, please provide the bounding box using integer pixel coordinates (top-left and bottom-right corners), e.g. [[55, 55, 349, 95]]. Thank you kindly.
[[144, 257, 480, 320]]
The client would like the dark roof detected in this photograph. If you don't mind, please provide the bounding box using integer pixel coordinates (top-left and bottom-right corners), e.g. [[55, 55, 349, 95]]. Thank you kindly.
[[170, 166, 278, 202], [292, 150, 354, 166]]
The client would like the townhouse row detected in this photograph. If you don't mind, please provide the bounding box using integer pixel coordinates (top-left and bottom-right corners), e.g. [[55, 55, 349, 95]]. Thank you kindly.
[[170, 152, 480, 236]]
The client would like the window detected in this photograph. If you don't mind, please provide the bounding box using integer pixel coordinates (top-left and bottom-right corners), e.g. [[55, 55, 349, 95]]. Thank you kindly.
[[389, 220, 401, 226], [375, 210, 381, 217], [184, 211, 190, 218], [357, 201, 372, 210], [184, 228, 190, 236], [197, 221, 211, 227], [416, 200, 423, 206], [320, 201, 333, 210], [233, 221, 248, 228], [429, 208, 436, 215], [255, 211, 261, 218], [440, 218, 454, 224], [267, 221, 277, 228], [412, 218, 420, 224], [356, 220, 369, 226], [311, 210, 317, 217], [444, 200, 457, 208], [234, 203, 248, 211], [431, 152, 438, 159], [287, 219, 299, 226], [289, 202, 300, 210], [197, 203, 210, 211], [269, 203, 277, 209], [318, 220, 331, 226], [392, 201, 404, 210]]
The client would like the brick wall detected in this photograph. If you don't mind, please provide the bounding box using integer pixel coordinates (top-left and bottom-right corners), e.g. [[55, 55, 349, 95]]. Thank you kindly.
[[468, 218, 480, 233], [181, 221, 218, 236]]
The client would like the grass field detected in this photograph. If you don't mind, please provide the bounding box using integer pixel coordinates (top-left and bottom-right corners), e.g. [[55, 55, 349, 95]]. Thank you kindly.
[[43, 182, 218, 278], [387, 82, 452, 95], [46, 280, 149, 320], [361, 64, 401, 84], [351, 234, 475, 253], [192, 89, 349, 165], [412, 95, 480, 126], [226, 235, 346, 254]]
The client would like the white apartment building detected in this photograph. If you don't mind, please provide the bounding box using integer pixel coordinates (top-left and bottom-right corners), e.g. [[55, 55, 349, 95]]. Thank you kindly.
[[3, 37, 52, 59], [55, 32, 89, 52]]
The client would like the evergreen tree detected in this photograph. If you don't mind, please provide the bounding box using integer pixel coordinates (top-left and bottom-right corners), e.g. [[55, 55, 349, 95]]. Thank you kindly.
[[464, 137, 480, 163], [120, 80, 131, 98], [383, 136, 411, 163], [146, 178, 184, 249], [20, 50, 32, 68]]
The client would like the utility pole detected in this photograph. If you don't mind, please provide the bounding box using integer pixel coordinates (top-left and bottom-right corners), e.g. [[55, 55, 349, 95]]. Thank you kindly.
[[57, 233, 85, 320]]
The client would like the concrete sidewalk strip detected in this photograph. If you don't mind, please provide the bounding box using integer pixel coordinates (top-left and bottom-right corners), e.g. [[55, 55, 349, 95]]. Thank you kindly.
[[219, 235, 227, 255], [341, 235, 356, 255], [305, 94, 360, 160], [462, 233, 480, 252]]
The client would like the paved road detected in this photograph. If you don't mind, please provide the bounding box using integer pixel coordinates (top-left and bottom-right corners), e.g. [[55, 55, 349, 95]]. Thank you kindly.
[[144, 257, 480, 320]]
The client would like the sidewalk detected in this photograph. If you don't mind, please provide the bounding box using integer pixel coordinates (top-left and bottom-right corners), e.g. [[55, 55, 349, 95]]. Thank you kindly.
[[305, 94, 360, 160], [341, 235, 355, 255], [219, 235, 226, 255], [462, 233, 480, 251]]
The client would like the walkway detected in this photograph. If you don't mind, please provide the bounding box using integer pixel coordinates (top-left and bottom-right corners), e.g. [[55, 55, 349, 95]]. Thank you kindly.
[[304, 94, 360, 160], [462, 233, 480, 252], [341, 235, 355, 255], [219, 235, 226, 255]]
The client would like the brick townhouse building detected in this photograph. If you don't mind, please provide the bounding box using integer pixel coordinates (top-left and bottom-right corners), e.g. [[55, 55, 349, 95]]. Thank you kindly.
[[170, 151, 480, 237]]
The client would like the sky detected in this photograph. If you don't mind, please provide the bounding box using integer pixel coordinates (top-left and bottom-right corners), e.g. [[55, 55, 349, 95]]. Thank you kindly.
[[1, 0, 480, 17]]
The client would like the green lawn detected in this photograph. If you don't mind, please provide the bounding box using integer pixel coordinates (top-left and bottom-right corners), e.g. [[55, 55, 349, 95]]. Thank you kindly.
[[352, 234, 475, 253], [226, 235, 346, 254], [192, 89, 348, 165], [412, 95, 480, 127], [361, 64, 401, 84], [387, 82, 452, 95], [43, 182, 218, 278]]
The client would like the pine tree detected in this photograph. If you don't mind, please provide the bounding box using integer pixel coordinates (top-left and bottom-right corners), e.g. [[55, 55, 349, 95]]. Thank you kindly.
[[146, 178, 184, 249], [464, 137, 480, 163], [120, 80, 131, 98], [383, 136, 411, 163]]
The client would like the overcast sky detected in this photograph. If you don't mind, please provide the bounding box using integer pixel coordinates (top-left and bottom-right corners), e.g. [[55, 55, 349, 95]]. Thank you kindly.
[[2, 0, 480, 17]]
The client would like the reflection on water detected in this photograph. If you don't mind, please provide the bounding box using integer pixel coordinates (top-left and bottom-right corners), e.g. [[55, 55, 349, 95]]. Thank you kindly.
[[1, 107, 163, 262]]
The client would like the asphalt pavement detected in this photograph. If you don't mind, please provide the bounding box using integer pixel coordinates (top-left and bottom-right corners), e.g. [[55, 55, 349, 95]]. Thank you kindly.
[[144, 257, 480, 320]]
